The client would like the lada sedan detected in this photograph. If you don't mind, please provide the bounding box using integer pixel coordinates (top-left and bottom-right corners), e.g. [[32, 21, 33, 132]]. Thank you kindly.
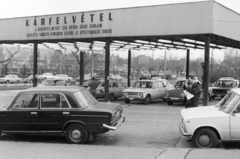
[[164, 78, 212, 105], [0, 86, 125, 144], [123, 80, 167, 104], [96, 80, 127, 101], [180, 88, 240, 148], [0, 74, 22, 84], [211, 77, 239, 100]]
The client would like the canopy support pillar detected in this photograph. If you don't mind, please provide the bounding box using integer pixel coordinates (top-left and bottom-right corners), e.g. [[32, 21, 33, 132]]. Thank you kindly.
[[203, 35, 210, 106], [127, 50, 131, 87], [104, 39, 110, 102], [33, 42, 38, 87]]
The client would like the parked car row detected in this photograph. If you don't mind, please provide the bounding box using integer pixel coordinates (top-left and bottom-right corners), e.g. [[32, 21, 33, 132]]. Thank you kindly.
[[0, 73, 74, 84]]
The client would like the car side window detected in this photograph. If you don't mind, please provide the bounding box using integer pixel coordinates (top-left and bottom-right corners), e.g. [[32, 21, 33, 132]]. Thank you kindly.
[[12, 93, 39, 109], [112, 82, 118, 87], [41, 94, 70, 109]]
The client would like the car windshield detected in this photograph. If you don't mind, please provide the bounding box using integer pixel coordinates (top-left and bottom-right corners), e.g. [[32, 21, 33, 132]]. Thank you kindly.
[[219, 92, 240, 113], [133, 81, 153, 88], [74, 90, 97, 108], [216, 80, 234, 87]]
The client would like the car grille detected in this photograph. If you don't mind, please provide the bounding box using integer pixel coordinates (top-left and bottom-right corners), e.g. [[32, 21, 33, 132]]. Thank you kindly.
[[127, 92, 139, 95], [169, 91, 182, 97]]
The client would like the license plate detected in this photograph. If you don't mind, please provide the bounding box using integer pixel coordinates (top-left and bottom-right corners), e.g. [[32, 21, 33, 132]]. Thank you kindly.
[[129, 98, 134, 100], [171, 98, 179, 100]]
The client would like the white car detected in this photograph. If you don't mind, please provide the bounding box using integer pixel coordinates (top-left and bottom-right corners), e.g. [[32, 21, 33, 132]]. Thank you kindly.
[[180, 88, 240, 148], [109, 75, 123, 81], [39, 73, 55, 80], [54, 74, 73, 82], [0, 75, 22, 84], [123, 80, 167, 104]]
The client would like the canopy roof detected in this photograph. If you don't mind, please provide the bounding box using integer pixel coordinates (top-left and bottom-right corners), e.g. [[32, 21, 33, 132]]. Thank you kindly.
[[0, 0, 240, 50]]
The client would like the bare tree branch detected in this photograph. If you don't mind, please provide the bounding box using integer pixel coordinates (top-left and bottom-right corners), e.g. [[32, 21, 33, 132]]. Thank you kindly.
[[0, 46, 25, 63]]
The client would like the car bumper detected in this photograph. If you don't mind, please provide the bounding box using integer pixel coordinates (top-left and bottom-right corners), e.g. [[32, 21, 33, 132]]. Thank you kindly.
[[102, 115, 126, 131], [179, 121, 191, 136], [124, 95, 145, 101], [166, 97, 185, 103]]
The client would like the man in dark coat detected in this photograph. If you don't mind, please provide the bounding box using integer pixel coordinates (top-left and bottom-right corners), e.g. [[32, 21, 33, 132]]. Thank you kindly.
[[184, 75, 201, 108], [88, 77, 99, 97]]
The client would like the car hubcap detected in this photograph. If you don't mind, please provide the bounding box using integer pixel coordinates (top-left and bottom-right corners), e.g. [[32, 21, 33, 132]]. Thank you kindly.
[[199, 135, 210, 146], [71, 129, 81, 140]]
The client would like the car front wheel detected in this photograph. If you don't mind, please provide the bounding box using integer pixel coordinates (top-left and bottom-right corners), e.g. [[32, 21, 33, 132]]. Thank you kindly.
[[192, 128, 218, 148], [125, 99, 130, 104], [167, 101, 173, 105], [109, 93, 115, 101], [66, 124, 89, 144], [144, 95, 151, 105]]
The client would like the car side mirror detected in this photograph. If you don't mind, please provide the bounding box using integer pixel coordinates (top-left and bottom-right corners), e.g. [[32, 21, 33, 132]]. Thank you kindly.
[[232, 109, 238, 116]]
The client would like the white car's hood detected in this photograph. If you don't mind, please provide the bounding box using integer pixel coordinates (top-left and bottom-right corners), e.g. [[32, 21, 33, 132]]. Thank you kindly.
[[123, 88, 153, 92], [181, 105, 226, 120]]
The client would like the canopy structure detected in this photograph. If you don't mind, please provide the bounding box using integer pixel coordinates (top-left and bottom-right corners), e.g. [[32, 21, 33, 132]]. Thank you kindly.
[[0, 0, 240, 105]]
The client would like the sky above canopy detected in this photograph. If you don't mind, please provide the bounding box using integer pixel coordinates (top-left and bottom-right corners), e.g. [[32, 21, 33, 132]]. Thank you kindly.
[[1, 0, 240, 19], [1, 0, 238, 61]]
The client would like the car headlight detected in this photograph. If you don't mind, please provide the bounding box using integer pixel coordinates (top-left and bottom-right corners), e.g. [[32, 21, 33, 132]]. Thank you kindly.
[[123, 92, 127, 96], [137, 92, 143, 97]]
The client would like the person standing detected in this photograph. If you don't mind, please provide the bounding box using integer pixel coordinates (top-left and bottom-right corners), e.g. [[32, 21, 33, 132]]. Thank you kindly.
[[184, 75, 201, 108], [88, 77, 99, 97]]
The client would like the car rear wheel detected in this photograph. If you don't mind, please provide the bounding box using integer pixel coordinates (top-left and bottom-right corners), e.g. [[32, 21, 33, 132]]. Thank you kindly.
[[66, 124, 89, 144], [144, 95, 151, 105], [192, 128, 218, 148], [109, 93, 115, 101], [125, 99, 130, 104], [167, 101, 173, 105]]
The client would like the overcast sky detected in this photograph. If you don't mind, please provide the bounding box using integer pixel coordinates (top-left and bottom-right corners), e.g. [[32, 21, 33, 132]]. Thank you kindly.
[[1, 0, 238, 61], [1, 0, 240, 18]]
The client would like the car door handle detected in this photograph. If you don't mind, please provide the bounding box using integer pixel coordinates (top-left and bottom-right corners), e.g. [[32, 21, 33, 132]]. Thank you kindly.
[[63, 112, 69, 115], [31, 112, 37, 115]]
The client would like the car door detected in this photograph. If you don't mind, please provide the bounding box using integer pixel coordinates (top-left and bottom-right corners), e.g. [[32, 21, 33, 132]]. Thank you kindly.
[[157, 81, 166, 98], [112, 82, 120, 97], [118, 81, 127, 97], [38, 93, 71, 131], [230, 100, 240, 139], [149, 81, 159, 99], [4, 93, 40, 131]]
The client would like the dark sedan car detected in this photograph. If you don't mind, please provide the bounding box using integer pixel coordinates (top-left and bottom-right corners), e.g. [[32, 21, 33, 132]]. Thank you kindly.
[[0, 86, 125, 144]]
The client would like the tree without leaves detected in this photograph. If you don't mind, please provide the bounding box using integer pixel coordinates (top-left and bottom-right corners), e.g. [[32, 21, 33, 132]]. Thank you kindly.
[[0, 46, 24, 63]]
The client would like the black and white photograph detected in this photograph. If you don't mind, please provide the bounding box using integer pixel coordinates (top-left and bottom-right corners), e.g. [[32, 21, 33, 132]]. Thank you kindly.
[[1, 0, 240, 158]]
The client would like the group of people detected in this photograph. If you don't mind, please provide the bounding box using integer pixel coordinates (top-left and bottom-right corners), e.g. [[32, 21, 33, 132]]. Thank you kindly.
[[184, 75, 202, 108]]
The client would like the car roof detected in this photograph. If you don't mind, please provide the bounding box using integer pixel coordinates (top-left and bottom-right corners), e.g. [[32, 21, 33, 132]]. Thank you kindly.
[[20, 86, 84, 93], [136, 80, 157, 82]]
